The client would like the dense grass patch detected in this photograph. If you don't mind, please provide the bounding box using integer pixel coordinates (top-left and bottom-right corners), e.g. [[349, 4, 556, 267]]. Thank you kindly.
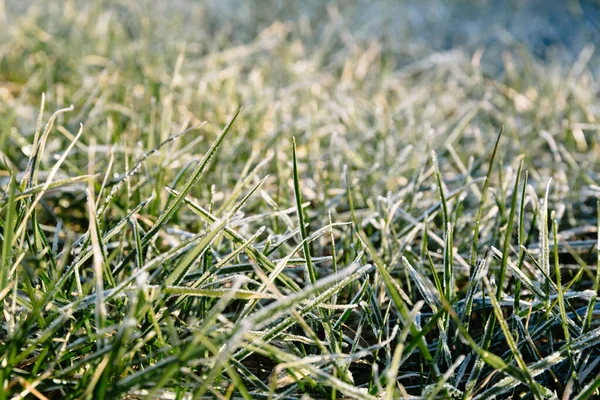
[[1, 1, 600, 399]]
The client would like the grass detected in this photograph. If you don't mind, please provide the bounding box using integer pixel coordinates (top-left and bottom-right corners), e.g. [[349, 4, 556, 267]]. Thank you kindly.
[[1, 0, 600, 398]]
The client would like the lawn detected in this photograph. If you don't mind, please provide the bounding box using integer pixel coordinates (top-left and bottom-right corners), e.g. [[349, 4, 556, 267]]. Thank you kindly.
[[1, 0, 600, 399]]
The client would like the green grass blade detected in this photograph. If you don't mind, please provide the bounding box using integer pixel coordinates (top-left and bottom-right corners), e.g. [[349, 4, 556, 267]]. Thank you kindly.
[[292, 137, 317, 286], [357, 231, 437, 376], [0, 176, 16, 291], [142, 109, 240, 247], [470, 127, 503, 268]]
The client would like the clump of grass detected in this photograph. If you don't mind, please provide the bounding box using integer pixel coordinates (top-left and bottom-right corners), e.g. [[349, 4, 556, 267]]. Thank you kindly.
[[1, 1, 600, 399]]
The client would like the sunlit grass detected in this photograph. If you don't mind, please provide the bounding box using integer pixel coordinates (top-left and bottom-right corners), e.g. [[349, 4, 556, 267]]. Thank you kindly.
[[1, 1, 600, 399]]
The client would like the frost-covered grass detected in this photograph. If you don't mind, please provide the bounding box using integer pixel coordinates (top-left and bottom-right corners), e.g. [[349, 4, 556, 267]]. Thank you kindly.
[[1, 1, 600, 399]]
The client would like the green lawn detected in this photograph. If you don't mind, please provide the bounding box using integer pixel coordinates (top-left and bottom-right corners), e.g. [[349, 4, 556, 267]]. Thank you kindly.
[[1, 1, 600, 399]]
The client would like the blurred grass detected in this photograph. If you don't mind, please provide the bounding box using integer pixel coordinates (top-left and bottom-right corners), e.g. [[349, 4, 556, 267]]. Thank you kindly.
[[1, 0, 600, 399]]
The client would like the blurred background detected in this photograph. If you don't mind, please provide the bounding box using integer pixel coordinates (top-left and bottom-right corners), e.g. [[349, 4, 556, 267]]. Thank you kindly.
[[3, 0, 600, 67]]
